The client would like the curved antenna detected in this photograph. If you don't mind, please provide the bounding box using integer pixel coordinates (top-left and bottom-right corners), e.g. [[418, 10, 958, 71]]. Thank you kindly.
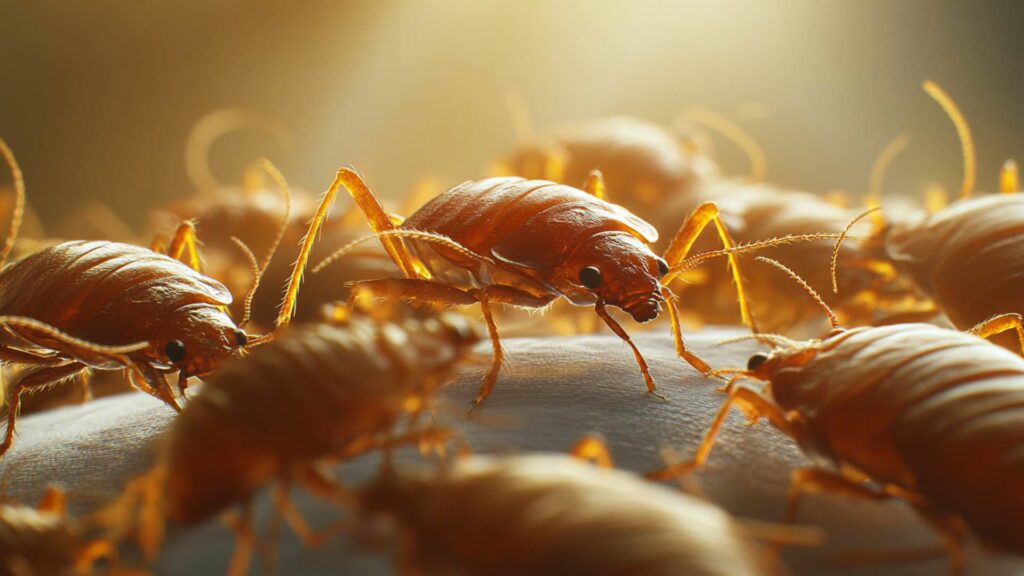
[[184, 108, 291, 194], [865, 132, 910, 229], [0, 138, 25, 268], [1000, 160, 1020, 194], [755, 257, 839, 329], [670, 233, 843, 273], [230, 237, 260, 329], [715, 332, 800, 349], [830, 206, 882, 294], [0, 316, 150, 354], [923, 80, 976, 200], [313, 229, 495, 274], [679, 107, 768, 182], [255, 158, 292, 271]]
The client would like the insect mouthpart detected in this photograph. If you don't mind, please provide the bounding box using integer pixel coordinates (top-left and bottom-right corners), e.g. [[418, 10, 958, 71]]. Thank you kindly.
[[622, 294, 663, 323]]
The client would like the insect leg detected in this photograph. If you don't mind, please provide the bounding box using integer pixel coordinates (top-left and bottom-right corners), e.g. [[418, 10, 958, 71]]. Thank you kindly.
[[165, 220, 202, 272], [967, 312, 1024, 355], [784, 467, 892, 526], [272, 483, 348, 547], [73, 539, 118, 573], [224, 500, 256, 576], [661, 287, 712, 375], [594, 301, 662, 399], [569, 434, 614, 468], [334, 167, 419, 279], [126, 358, 182, 412], [348, 278, 478, 311], [0, 362, 86, 458], [582, 169, 607, 200], [36, 484, 68, 514], [646, 382, 795, 481], [661, 201, 756, 331]]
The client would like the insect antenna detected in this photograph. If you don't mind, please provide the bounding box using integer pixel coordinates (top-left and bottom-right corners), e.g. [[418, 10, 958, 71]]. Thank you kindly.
[[830, 206, 882, 294], [312, 230, 496, 274], [865, 132, 910, 229], [755, 257, 839, 329], [678, 107, 767, 182], [670, 232, 844, 273], [923, 80, 976, 200], [230, 237, 260, 329], [715, 333, 798, 349], [0, 316, 150, 354], [0, 138, 25, 268], [184, 108, 291, 195]]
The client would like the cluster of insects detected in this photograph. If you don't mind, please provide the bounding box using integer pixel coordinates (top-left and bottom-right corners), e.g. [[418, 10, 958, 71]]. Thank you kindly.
[[0, 78, 1022, 575]]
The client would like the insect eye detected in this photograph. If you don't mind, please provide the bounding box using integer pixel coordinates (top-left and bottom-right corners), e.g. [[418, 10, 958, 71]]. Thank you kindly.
[[579, 266, 603, 289], [747, 353, 768, 371], [656, 258, 670, 278], [165, 340, 187, 363], [234, 330, 248, 347]]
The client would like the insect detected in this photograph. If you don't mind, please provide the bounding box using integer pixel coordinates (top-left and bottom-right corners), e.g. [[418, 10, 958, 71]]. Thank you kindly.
[[313, 169, 837, 406], [359, 448, 793, 576], [0, 485, 146, 576], [126, 310, 478, 575], [0, 141, 296, 461], [494, 115, 718, 223], [649, 256, 1024, 573], [859, 80, 1024, 352]]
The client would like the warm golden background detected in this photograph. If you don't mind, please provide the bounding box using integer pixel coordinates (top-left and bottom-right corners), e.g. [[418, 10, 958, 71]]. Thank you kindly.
[[1, 0, 1020, 224]]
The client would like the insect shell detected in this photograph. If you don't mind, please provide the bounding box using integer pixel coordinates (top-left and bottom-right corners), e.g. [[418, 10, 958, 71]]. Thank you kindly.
[[359, 453, 778, 576], [673, 323, 1024, 570], [495, 116, 718, 223], [876, 192, 1024, 350], [153, 311, 478, 528]]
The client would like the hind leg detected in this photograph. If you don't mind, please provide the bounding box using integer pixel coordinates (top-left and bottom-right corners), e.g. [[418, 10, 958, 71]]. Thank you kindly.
[[968, 312, 1024, 355], [0, 362, 85, 458]]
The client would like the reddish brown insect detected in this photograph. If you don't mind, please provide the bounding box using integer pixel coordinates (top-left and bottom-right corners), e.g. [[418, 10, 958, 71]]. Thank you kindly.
[[0, 141, 297, 461], [359, 447, 799, 576], [650, 257, 1024, 573], [127, 310, 478, 575], [856, 81, 1024, 352], [494, 115, 717, 221], [313, 169, 837, 407], [0, 486, 147, 576]]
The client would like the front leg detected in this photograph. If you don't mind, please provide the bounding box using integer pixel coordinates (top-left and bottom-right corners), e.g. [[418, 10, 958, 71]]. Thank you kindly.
[[594, 301, 663, 400]]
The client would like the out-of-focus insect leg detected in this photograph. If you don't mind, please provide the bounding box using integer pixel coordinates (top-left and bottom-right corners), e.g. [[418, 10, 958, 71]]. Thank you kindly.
[[569, 434, 614, 468], [296, 464, 357, 508], [74, 539, 118, 573], [36, 484, 67, 514], [784, 467, 891, 526], [335, 167, 419, 279], [225, 500, 256, 576], [661, 287, 712, 375], [582, 169, 607, 200], [968, 312, 1024, 355], [912, 504, 967, 575], [0, 362, 85, 458], [661, 201, 756, 331], [166, 220, 202, 272], [272, 484, 347, 547], [348, 278, 478, 310], [646, 382, 795, 481], [594, 301, 662, 400]]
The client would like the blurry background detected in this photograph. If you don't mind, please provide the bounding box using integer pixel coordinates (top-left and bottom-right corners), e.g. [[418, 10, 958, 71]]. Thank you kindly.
[[0, 0, 1020, 225]]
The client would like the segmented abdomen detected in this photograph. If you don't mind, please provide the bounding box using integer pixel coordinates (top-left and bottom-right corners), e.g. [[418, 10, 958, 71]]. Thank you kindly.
[[0, 240, 231, 345], [368, 455, 771, 576], [777, 324, 1024, 551]]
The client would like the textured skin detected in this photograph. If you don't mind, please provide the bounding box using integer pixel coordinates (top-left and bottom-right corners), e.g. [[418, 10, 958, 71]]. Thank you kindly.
[[763, 324, 1024, 552], [365, 455, 773, 576]]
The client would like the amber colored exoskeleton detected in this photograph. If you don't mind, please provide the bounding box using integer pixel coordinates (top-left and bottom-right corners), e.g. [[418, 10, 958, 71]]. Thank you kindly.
[[125, 311, 478, 576], [313, 169, 838, 407], [360, 452, 790, 576], [650, 257, 1024, 574]]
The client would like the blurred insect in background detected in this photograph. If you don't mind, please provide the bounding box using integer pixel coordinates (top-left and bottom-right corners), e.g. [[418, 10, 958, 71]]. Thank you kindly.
[[0, 141, 298, 461], [859, 80, 1024, 352], [124, 310, 478, 576], [650, 256, 1024, 574], [314, 168, 839, 406], [0, 485, 148, 576], [358, 440, 818, 576]]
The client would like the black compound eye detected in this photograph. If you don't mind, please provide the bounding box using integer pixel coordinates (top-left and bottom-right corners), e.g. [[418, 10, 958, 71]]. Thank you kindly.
[[165, 340, 187, 363], [234, 330, 248, 347], [579, 266, 603, 289], [747, 353, 768, 371], [656, 258, 670, 278]]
